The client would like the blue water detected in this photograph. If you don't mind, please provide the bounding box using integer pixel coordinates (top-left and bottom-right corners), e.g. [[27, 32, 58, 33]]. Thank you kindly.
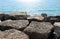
[[0, 0, 60, 16], [28, 10, 60, 15], [2, 10, 60, 16]]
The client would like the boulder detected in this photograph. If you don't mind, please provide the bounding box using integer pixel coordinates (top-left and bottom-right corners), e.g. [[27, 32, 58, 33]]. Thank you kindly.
[[0, 29, 29, 39], [54, 22, 60, 27], [0, 14, 10, 21], [44, 16, 60, 24], [8, 12, 27, 20], [41, 13, 47, 17], [53, 26, 60, 39], [45, 16, 60, 22], [0, 20, 29, 31], [27, 14, 44, 21], [24, 21, 53, 39], [53, 22, 60, 39]]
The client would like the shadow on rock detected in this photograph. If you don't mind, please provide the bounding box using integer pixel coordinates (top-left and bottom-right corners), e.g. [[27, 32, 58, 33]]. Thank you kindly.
[[0, 25, 13, 31]]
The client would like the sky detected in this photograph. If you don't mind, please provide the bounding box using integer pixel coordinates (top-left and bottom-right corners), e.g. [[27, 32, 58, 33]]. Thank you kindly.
[[0, 0, 60, 15]]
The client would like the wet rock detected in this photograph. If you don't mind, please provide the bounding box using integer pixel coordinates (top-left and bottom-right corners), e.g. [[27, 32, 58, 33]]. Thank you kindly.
[[0, 20, 29, 31], [0, 29, 29, 39], [24, 21, 53, 39], [53, 22, 60, 39]]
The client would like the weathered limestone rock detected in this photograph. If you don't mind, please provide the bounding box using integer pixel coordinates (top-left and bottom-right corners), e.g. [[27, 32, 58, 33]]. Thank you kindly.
[[54, 22, 60, 39], [0, 29, 29, 39], [0, 20, 29, 30], [24, 21, 53, 39]]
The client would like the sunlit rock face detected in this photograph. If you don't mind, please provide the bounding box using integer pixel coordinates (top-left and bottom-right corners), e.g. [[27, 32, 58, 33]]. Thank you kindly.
[[27, 14, 44, 21], [0, 29, 29, 39], [54, 22, 60, 27], [0, 20, 29, 31], [24, 21, 53, 39]]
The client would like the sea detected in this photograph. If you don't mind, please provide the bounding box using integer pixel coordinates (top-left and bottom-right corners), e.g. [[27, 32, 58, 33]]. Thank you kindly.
[[1, 10, 60, 16]]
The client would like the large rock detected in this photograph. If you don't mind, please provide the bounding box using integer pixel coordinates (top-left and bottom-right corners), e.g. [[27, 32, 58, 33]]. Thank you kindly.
[[54, 22, 60, 39], [0, 31, 5, 38], [27, 14, 44, 21], [0, 29, 29, 39], [8, 12, 27, 20], [45, 16, 60, 22], [24, 21, 53, 39], [41, 13, 47, 17], [54, 22, 60, 27], [0, 14, 10, 21], [44, 16, 60, 24], [0, 20, 29, 30]]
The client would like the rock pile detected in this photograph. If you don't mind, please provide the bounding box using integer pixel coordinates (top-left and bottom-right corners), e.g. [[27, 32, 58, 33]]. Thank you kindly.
[[0, 12, 27, 21], [0, 12, 60, 39], [24, 21, 53, 39]]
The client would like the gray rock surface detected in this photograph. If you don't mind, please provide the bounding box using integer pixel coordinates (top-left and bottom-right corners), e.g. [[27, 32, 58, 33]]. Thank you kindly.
[[0, 29, 29, 39], [0, 20, 29, 30], [53, 26, 60, 39], [45, 16, 60, 22], [27, 14, 44, 21], [54, 22, 60, 27], [24, 21, 53, 39], [8, 12, 27, 20], [54, 22, 60, 39]]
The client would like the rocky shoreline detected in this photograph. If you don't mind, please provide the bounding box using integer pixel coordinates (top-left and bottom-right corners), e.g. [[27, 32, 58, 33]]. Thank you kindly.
[[0, 12, 60, 39]]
